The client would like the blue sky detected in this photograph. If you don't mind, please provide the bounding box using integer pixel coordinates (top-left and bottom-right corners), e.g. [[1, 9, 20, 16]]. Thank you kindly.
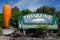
[[0, 0, 60, 13]]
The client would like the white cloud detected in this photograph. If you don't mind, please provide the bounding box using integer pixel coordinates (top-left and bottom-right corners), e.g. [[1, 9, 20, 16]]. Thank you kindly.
[[26, 0, 48, 11], [55, 4, 60, 7], [12, 0, 49, 11], [12, 0, 30, 8], [12, 0, 40, 10], [26, 0, 40, 11]]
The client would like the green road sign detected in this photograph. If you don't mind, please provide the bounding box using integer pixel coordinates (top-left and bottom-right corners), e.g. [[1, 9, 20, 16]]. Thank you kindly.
[[18, 13, 58, 30]]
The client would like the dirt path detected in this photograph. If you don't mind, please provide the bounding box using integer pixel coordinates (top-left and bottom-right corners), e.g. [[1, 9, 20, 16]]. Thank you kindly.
[[0, 36, 9, 40], [0, 36, 60, 40]]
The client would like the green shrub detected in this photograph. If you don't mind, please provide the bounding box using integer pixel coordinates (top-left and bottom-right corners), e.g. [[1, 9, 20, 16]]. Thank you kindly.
[[37, 25, 50, 30], [0, 30, 3, 36]]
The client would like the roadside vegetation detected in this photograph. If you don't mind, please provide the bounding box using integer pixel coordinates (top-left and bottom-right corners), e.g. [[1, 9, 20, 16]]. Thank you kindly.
[[0, 6, 60, 31]]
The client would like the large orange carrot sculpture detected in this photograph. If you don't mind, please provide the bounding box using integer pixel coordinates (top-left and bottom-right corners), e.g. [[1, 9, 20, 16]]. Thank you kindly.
[[3, 3, 11, 28]]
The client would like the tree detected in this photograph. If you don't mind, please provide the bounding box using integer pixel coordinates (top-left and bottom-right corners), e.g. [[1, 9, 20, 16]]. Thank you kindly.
[[21, 9, 33, 15], [55, 11, 60, 30], [36, 6, 56, 15], [12, 6, 20, 13], [10, 7, 21, 28], [0, 14, 4, 27], [10, 7, 33, 28]]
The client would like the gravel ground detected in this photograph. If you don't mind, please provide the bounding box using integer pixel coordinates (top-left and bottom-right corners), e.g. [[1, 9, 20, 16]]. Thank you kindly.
[[0, 36, 10, 40], [0, 36, 60, 40]]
